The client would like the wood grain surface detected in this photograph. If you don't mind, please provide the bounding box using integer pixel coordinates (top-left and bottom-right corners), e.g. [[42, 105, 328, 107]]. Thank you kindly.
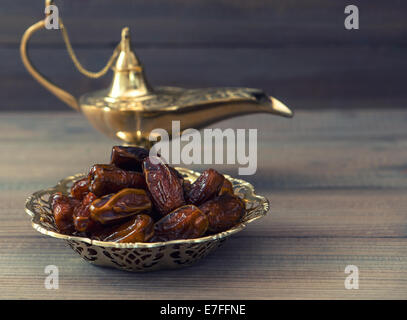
[[1, 110, 406, 299], [1, 0, 407, 111]]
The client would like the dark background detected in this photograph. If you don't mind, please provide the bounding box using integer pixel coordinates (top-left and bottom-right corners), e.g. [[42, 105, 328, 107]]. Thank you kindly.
[[1, 0, 406, 111]]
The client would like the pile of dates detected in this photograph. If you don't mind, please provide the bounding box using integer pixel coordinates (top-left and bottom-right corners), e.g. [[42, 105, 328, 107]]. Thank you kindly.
[[51, 146, 246, 243]]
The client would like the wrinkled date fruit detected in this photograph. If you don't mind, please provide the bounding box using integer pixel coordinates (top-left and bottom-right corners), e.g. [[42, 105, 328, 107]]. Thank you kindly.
[[70, 177, 90, 200], [186, 169, 224, 205], [101, 214, 154, 243], [199, 194, 245, 233], [73, 192, 100, 233], [219, 178, 234, 196], [51, 193, 80, 234], [152, 205, 208, 241], [110, 146, 149, 172], [88, 164, 146, 196], [183, 180, 192, 198], [90, 188, 151, 224], [143, 156, 185, 216], [169, 166, 185, 183]]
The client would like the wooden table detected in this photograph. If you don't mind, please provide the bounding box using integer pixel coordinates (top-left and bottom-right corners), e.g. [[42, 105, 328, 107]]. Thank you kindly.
[[1, 110, 406, 299]]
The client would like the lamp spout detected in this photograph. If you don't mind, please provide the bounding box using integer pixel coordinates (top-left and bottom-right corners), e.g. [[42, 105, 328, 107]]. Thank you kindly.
[[267, 96, 293, 118], [160, 89, 294, 132]]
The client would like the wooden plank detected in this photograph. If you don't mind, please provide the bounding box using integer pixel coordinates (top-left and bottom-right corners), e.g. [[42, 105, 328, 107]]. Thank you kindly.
[[2, 46, 407, 111], [2, 188, 407, 241], [3, 0, 407, 112], [1, 110, 407, 299], [0, 110, 406, 190], [1, 236, 407, 299], [1, 0, 406, 47], [3, 0, 407, 111]]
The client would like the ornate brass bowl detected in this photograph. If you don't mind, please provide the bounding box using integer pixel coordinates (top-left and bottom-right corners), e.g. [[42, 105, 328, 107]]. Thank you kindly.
[[25, 168, 269, 272]]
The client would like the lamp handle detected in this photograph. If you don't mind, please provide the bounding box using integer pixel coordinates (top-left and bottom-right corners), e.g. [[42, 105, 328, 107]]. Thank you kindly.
[[20, 19, 80, 111]]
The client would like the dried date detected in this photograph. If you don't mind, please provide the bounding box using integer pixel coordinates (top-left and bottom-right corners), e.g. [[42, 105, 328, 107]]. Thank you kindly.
[[169, 166, 185, 183], [51, 192, 80, 234], [88, 164, 146, 196], [183, 180, 192, 198], [72, 192, 101, 233], [186, 169, 224, 205], [199, 194, 245, 233], [110, 146, 149, 172], [90, 188, 151, 224], [152, 205, 208, 241], [218, 178, 234, 196], [70, 177, 90, 200], [52, 145, 249, 242], [143, 156, 185, 216], [101, 214, 154, 243]]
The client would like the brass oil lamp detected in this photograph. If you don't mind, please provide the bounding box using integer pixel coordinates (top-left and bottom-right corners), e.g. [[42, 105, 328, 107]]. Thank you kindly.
[[21, 0, 293, 148]]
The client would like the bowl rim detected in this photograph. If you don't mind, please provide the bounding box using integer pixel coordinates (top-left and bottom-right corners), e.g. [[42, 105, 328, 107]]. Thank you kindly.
[[25, 168, 270, 248]]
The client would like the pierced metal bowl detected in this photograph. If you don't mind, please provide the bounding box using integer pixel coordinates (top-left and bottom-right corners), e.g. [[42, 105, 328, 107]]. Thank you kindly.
[[25, 168, 269, 272]]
